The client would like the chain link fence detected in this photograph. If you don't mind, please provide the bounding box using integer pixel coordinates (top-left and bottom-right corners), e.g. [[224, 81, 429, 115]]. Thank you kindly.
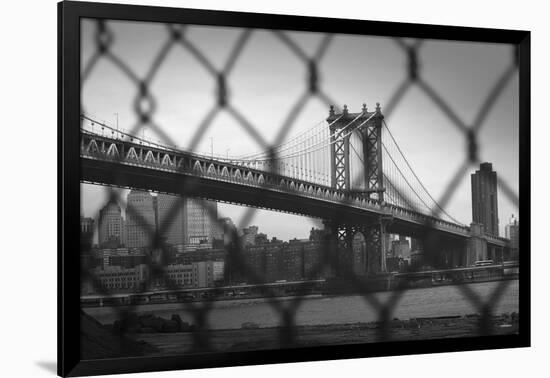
[[79, 18, 520, 358]]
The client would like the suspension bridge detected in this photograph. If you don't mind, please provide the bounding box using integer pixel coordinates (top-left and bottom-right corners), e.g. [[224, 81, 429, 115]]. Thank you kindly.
[[79, 104, 510, 276]]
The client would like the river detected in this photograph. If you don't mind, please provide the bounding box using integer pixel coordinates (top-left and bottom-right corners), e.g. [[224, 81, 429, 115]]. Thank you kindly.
[[84, 279, 519, 330]]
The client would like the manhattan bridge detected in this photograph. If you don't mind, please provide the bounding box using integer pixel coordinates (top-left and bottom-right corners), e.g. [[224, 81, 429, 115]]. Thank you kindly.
[[80, 103, 510, 277]]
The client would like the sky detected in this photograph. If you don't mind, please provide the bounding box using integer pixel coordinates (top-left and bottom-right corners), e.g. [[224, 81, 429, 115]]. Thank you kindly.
[[80, 19, 519, 240]]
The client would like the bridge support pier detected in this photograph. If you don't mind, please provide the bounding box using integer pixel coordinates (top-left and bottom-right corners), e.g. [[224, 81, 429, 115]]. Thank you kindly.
[[487, 245, 505, 264], [363, 219, 389, 275], [467, 223, 488, 265], [325, 215, 391, 278]]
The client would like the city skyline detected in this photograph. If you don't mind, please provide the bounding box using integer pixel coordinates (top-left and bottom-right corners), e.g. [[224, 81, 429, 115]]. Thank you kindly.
[[82, 188, 319, 245], [81, 20, 519, 240], [82, 183, 323, 242], [87, 189, 223, 248]]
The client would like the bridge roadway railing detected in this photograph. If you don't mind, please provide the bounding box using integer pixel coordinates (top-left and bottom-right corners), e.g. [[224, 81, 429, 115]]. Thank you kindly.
[[80, 130, 383, 209], [81, 130, 471, 237], [386, 203, 470, 236], [484, 234, 509, 248]]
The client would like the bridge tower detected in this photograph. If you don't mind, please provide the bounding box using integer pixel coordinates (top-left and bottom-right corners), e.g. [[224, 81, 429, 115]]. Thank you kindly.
[[326, 104, 388, 277], [327, 103, 385, 199]]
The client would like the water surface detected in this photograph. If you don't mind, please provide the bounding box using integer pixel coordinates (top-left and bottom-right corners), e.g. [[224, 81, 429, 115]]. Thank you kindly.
[[84, 280, 519, 329]]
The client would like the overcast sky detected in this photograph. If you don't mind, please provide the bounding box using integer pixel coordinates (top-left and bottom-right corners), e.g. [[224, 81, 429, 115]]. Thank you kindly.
[[80, 19, 519, 240]]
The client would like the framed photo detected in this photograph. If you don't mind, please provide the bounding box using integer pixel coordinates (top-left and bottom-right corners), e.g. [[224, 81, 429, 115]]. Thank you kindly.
[[58, 1, 530, 376]]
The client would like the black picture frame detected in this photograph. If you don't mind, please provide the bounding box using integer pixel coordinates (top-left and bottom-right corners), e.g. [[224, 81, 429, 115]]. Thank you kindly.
[[58, 1, 531, 376]]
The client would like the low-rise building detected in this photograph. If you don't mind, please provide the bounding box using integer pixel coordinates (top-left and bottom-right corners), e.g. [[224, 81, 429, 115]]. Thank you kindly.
[[83, 264, 149, 294], [151, 261, 225, 289]]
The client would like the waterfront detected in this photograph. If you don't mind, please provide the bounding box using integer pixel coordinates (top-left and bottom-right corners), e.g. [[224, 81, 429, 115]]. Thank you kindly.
[[133, 313, 518, 355], [85, 279, 519, 330]]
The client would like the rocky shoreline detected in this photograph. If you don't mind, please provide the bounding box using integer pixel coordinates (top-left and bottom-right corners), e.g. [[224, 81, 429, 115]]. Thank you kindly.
[[110, 313, 195, 334], [116, 312, 519, 356], [80, 310, 158, 359], [81, 311, 518, 359]]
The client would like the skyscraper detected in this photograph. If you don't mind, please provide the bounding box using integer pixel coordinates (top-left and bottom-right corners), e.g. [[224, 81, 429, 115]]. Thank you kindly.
[[126, 190, 155, 249], [471, 162, 499, 236], [186, 198, 218, 248], [157, 193, 186, 246], [155, 194, 219, 249], [98, 200, 125, 248]]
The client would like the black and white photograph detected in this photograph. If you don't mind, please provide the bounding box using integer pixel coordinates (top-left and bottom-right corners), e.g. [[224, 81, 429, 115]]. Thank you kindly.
[[77, 14, 522, 360], [0, 0, 528, 376]]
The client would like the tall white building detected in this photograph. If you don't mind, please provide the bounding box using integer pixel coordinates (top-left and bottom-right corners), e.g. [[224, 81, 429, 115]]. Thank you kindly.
[[126, 190, 156, 249], [157, 194, 186, 246], [98, 200, 125, 247], [156, 194, 220, 249], [186, 198, 218, 248]]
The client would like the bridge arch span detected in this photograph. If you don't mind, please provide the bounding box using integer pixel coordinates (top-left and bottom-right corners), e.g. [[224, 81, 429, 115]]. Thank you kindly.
[[193, 160, 203, 173], [221, 166, 230, 177], [207, 163, 217, 175]]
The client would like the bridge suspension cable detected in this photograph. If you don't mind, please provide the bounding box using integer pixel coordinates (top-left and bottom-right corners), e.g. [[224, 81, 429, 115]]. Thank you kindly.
[[241, 112, 375, 162], [235, 118, 328, 160], [236, 112, 352, 161], [343, 116, 463, 224], [381, 120, 463, 224], [348, 137, 432, 211]]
